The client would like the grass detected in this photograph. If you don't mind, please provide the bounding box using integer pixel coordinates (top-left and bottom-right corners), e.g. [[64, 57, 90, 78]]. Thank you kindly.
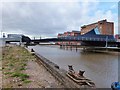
[[23, 80, 32, 84], [11, 72, 29, 81], [11, 72, 29, 78], [19, 67, 26, 71], [21, 63, 27, 67], [2, 46, 35, 88], [9, 63, 14, 67], [4, 72, 13, 75]]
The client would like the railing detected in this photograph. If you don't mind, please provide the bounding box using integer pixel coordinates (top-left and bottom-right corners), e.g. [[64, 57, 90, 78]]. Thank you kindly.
[[59, 36, 116, 42]]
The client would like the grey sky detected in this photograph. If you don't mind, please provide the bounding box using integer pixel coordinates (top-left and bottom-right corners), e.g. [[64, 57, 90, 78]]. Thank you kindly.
[[1, 1, 118, 39]]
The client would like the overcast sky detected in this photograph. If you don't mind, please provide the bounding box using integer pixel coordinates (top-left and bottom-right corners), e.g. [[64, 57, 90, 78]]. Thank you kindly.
[[0, 0, 119, 39]]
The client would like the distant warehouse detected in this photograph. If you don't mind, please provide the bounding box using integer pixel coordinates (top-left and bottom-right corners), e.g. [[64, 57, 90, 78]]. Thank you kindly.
[[6, 34, 31, 44], [81, 19, 114, 35]]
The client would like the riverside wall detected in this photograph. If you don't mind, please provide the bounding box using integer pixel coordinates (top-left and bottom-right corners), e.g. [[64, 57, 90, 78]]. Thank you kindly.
[[25, 47, 94, 88], [34, 53, 80, 88], [34, 52, 93, 88]]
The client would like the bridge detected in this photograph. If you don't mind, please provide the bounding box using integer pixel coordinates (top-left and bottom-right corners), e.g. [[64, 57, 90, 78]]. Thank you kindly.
[[5, 27, 120, 47], [31, 27, 119, 47]]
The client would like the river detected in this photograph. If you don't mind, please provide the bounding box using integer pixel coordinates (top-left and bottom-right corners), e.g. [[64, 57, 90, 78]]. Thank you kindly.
[[28, 45, 118, 88]]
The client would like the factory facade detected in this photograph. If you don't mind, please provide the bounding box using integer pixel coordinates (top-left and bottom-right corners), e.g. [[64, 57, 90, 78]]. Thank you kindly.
[[81, 19, 114, 35]]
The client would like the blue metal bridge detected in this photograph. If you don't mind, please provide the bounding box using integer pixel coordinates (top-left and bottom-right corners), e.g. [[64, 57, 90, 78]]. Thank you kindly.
[[32, 27, 119, 47], [59, 27, 115, 42]]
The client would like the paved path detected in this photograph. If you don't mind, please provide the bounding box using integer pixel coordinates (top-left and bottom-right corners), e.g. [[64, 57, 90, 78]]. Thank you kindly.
[[24, 60, 63, 88]]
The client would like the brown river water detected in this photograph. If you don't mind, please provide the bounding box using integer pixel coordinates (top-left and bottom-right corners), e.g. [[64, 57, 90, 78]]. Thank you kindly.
[[28, 45, 118, 88]]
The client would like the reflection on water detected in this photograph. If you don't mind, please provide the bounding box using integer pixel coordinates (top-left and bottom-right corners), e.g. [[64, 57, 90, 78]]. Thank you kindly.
[[29, 45, 118, 88]]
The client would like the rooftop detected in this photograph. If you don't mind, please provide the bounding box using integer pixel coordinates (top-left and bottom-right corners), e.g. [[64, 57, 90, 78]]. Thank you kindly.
[[81, 19, 113, 28]]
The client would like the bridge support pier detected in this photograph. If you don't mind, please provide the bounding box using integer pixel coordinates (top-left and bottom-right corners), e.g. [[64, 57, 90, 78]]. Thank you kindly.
[[60, 45, 62, 49], [66, 45, 68, 50], [83, 47, 86, 51], [64, 45, 65, 49], [76, 46, 77, 52], [70, 45, 72, 51]]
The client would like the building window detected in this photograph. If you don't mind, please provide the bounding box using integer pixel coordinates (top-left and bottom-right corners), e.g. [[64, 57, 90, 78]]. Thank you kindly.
[[94, 27, 101, 34]]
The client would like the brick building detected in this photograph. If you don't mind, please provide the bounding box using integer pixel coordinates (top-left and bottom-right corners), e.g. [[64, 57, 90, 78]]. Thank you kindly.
[[64, 32, 71, 37], [57, 30, 80, 45], [70, 31, 81, 36], [57, 33, 63, 38], [81, 19, 114, 35], [57, 31, 80, 38]]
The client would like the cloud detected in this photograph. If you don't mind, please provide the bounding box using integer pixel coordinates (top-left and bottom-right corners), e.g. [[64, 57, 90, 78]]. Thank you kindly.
[[1, 1, 118, 38], [110, 4, 117, 9], [1, 0, 119, 2]]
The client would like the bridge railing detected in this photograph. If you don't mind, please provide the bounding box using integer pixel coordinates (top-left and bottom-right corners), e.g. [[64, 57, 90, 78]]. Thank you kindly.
[[59, 36, 116, 42]]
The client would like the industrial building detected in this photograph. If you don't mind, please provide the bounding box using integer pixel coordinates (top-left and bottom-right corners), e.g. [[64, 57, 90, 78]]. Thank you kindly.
[[6, 34, 31, 44], [57, 30, 80, 38], [57, 30, 81, 45], [57, 19, 115, 46], [81, 19, 114, 35]]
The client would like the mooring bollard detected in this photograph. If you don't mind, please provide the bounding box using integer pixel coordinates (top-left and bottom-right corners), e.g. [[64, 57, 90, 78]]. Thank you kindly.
[[79, 70, 85, 76], [31, 48, 34, 52]]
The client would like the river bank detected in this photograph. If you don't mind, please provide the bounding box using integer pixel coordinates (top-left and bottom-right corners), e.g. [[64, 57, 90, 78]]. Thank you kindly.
[[28, 45, 118, 88], [2, 45, 63, 88]]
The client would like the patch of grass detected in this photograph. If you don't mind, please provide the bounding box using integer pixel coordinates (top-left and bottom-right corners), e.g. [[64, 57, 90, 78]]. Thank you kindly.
[[3, 67, 11, 71], [8, 68, 11, 70], [21, 78, 27, 81], [11, 72, 29, 78], [4, 72, 13, 75], [21, 63, 27, 67], [23, 80, 32, 84], [9, 63, 14, 67], [19, 67, 26, 71], [11, 72, 29, 81], [21, 74, 29, 79], [2, 46, 34, 88]]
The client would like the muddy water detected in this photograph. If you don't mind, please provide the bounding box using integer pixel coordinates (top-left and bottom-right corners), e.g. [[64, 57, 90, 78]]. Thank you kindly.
[[29, 45, 118, 88]]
